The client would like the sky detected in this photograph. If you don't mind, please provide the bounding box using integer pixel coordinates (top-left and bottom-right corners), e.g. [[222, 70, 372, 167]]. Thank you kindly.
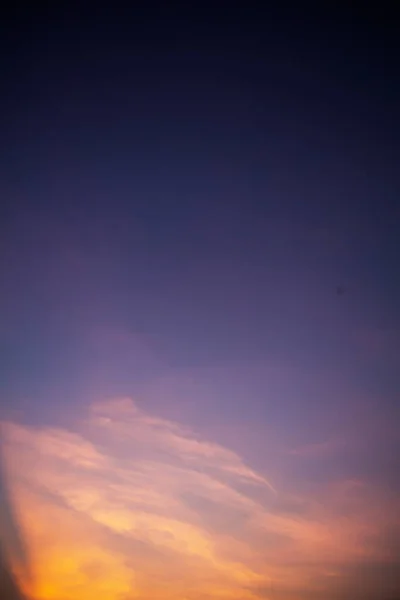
[[0, 5, 399, 600]]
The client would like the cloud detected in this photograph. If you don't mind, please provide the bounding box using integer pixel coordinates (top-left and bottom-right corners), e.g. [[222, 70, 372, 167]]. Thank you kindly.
[[1, 398, 399, 599], [286, 438, 346, 458]]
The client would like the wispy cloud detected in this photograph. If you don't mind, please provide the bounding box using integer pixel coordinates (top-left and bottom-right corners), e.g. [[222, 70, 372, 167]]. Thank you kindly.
[[1, 398, 399, 599], [286, 438, 346, 458]]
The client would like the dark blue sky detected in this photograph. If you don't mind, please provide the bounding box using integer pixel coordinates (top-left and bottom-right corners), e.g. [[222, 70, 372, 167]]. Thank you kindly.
[[0, 7, 398, 448], [2, 7, 399, 421]]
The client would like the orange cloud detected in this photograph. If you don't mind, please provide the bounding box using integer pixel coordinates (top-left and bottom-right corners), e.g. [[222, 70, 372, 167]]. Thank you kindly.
[[1, 398, 399, 599]]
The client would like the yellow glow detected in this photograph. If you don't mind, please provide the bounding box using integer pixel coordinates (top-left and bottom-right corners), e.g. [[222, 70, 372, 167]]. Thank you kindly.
[[1, 398, 398, 599]]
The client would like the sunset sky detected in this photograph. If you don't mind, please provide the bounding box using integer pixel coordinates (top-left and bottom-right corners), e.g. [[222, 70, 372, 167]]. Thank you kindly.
[[1, 6, 399, 600]]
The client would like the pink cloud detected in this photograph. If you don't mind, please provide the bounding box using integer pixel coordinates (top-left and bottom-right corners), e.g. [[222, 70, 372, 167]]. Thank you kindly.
[[1, 398, 399, 599], [287, 438, 346, 458]]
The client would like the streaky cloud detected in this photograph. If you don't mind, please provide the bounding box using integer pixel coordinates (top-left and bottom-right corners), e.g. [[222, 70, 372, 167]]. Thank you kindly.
[[1, 397, 399, 599]]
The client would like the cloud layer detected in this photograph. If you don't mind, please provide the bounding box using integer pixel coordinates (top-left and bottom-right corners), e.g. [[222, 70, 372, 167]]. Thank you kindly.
[[1, 398, 399, 599]]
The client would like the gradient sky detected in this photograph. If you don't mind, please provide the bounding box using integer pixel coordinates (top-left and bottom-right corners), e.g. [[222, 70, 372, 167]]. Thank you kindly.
[[1, 6, 399, 600]]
